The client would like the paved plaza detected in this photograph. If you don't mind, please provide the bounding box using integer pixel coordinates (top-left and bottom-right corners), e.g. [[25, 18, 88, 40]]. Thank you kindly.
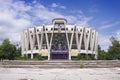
[[0, 68, 120, 80]]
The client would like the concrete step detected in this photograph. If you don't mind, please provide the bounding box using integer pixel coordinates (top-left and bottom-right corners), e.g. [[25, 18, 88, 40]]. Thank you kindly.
[[0, 60, 120, 68], [0, 64, 120, 68]]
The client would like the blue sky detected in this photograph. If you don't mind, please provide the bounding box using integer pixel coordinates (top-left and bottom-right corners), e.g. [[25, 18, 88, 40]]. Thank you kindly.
[[0, 0, 120, 50]]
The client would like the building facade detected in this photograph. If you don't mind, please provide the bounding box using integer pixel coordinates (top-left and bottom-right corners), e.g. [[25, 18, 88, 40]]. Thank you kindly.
[[21, 18, 98, 60]]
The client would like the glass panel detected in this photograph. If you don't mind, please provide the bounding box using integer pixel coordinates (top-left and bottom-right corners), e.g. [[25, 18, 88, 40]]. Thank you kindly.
[[51, 33, 68, 51]]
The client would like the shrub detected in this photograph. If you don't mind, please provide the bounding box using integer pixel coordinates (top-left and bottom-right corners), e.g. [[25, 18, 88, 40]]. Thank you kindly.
[[72, 58, 79, 61], [34, 54, 45, 60], [72, 54, 95, 60], [14, 56, 24, 60], [80, 64, 84, 68]]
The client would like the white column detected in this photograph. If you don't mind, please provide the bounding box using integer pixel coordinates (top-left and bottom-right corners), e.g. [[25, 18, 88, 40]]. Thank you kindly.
[[64, 24, 71, 60], [39, 30, 43, 51], [31, 53, 33, 59], [90, 30, 95, 53], [36, 33, 40, 50], [79, 27, 84, 53], [44, 25, 51, 60], [21, 32, 24, 57], [49, 24, 56, 60], [76, 27, 79, 50], [69, 25, 75, 60], [95, 32, 98, 59], [25, 30, 29, 56], [84, 28, 91, 53]]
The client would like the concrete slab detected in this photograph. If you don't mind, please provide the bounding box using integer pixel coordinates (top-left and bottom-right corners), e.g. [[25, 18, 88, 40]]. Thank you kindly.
[[0, 68, 120, 80]]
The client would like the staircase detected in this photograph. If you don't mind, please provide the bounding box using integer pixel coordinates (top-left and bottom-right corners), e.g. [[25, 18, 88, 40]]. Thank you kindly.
[[0, 60, 120, 68]]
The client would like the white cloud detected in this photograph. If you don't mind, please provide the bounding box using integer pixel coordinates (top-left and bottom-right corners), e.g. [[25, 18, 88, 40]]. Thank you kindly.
[[60, 6, 66, 9], [51, 3, 66, 9], [99, 34, 111, 51], [99, 30, 120, 51], [51, 3, 58, 8], [0, 0, 32, 43], [0, 0, 93, 46], [115, 30, 120, 41], [32, 0, 37, 4], [67, 10, 93, 25], [99, 21, 120, 30], [77, 16, 93, 26], [97, 21, 120, 50]]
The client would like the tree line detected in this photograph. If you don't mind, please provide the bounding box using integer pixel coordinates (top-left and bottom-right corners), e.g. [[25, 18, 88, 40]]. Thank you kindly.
[[98, 36, 120, 60], [0, 39, 21, 60]]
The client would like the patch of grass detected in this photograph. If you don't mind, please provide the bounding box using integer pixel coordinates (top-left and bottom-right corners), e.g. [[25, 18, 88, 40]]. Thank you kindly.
[[14, 56, 25, 60], [33, 54, 46, 61], [33, 57, 45, 61], [80, 64, 84, 68], [71, 58, 79, 61]]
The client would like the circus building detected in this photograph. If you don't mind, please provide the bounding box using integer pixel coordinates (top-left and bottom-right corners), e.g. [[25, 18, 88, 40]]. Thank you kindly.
[[21, 18, 98, 60]]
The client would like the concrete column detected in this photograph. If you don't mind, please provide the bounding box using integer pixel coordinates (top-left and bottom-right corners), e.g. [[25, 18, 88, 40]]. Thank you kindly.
[[48, 50, 50, 60], [95, 54, 97, 59], [76, 29, 79, 50], [25, 54, 28, 60], [94, 32, 98, 59], [79, 27, 84, 52], [48, 25, 55, 60], [31, 53, 33, 59], [69, 51, 71, 60]]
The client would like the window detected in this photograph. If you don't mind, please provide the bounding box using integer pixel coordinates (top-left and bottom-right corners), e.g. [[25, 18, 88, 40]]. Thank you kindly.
[[43, 28, 45, 31], [66, 28, 68, 30], [31, 35, 33, 38], [92, 32, 94, 38], [80, 29, 82, 32], [37, 29, 39, 32], [71, 28, 73, 31], [86, 35, 88, 38], [51, 28, 53, 30], [76, 28, 78, 31], [61, 28, 65, 30], [30, 31, 32, 33], [54, 28, 58, 30]]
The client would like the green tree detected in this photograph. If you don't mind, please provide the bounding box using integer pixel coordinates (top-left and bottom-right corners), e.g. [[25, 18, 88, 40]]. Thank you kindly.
[[0, 46, 4, 60], [0, 39, 16, 60], [97, 45, 107, 60], [107, 36, 120, 60], [14, 47, 23, 60], [15, 47, 21, 57]]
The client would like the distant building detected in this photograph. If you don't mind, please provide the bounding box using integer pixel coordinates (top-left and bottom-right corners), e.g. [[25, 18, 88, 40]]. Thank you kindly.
[[21, 18, 98, 60]]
